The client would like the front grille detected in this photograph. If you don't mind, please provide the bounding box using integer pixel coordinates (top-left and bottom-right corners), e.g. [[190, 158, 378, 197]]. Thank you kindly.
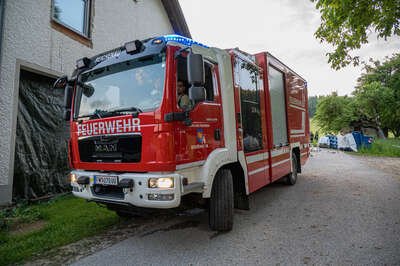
[[78, 134, 141, 163], [91, 185, 124, 199]]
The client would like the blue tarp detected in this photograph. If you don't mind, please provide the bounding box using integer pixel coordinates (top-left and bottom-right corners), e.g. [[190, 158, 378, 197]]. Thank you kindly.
[[327, 135, 338, 149], [352, 131, 373, 149]]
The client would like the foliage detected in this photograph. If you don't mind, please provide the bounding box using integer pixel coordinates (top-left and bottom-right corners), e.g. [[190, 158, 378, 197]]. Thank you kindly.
[[352, 82, 390, 137], [0, 203, 42, 231], [356, 138, 400, 157], [0, 194, 119, 265], [312, 0, 400, 69], [355, 54, 400, 137], [308, 96, 318, 117], [314, 92, 357, 134], [314, 54, 400, 137]]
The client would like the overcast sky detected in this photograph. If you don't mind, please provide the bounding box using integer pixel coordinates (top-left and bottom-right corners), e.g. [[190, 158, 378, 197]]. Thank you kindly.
[[178, 0, 400, 96]]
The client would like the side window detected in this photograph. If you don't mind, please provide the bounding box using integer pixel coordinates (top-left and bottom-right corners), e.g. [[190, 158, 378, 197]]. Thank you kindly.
[[204, 63, 214, 101], [236, 58, 263, 152], [176, 57, 215, 109], [52, 0, 91, 37], [176, 56, 190, 109], [269, 66, 288, 146]]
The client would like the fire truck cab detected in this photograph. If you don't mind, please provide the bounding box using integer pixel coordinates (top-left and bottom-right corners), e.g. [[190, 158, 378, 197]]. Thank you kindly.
[[54, 35, 309, 231]]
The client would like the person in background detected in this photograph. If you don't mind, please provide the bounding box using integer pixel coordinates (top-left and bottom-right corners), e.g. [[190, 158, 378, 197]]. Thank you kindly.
[[177, 80, 190, 109]]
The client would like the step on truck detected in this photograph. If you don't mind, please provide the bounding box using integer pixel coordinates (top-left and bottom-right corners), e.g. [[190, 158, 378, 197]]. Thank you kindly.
[[54, 35, 310, 231]]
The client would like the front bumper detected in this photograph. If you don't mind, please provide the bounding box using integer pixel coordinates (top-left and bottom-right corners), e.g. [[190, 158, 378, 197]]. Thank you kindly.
[[70, 170, 186, 208]]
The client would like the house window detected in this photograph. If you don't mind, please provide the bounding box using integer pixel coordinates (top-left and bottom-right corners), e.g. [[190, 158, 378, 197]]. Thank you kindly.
[[52, 0, 90, 37]]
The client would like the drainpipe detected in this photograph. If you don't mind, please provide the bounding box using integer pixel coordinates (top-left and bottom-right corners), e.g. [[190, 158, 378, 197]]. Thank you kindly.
[[0, 0, 5, 70]]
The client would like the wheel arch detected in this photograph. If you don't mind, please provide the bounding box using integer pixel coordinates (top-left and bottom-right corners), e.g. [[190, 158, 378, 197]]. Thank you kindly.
[[292, 147, 301, 173], [214, 162, 250, 210]]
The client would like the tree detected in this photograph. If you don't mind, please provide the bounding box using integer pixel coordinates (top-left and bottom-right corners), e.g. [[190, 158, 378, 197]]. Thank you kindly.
[[312, 0, 400, 70], [314, 92, 357, 133], [308, 96, 318, 118], [355, 54, 400, 137], [352, 82, 390, 138]]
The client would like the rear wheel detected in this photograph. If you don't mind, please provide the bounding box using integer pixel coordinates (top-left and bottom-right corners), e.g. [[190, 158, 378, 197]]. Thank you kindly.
[[285, 153, 298, 185], [209, 169, 234, 231]]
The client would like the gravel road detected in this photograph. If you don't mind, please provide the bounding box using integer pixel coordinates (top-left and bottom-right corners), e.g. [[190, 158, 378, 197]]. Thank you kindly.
[[65, 150, 400, 265]]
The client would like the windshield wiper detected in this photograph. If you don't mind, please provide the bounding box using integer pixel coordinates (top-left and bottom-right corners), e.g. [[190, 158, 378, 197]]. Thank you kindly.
[[77, 107, 143, 120], [108, 106, 143, 113]]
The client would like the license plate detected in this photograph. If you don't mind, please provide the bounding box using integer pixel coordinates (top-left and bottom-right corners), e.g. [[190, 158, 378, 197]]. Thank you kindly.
[[94, 175, 119, 186]]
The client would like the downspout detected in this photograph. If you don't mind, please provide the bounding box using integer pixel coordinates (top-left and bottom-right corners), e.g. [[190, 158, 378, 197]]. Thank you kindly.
[[0, 0, 5, 71]]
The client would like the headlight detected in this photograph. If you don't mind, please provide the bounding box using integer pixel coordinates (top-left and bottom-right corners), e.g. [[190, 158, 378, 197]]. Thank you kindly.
[[148, 177, 174, 188], [70, 173, 77, 183]]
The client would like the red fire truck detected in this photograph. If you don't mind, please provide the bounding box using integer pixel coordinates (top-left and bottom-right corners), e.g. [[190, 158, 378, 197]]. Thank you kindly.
[[54, 35, 309, 231]]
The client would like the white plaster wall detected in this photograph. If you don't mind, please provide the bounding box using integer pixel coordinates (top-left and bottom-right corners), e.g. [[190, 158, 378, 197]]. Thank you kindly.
[[0, 0, 173, 203]]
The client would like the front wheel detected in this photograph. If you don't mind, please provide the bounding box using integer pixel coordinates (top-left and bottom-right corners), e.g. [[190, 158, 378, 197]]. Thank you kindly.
[[285, 153, 298, 185], [209, 169, 234, 231]]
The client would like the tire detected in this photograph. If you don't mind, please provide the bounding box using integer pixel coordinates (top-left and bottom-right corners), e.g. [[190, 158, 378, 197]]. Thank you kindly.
[[285, 153, 298, 186], [209, 169, 234, 231]]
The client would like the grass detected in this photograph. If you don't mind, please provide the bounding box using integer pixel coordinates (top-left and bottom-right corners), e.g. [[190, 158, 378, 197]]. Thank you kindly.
[[357, 138, 400, 157], [0, 194, 119, 265]]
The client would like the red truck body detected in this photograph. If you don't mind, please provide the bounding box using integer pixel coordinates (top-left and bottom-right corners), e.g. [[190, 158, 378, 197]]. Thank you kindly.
[[60, 35, 309, 231]]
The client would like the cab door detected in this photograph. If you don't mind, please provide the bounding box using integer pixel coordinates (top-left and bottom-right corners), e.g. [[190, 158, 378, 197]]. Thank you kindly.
[[174, 56, 224, 167]]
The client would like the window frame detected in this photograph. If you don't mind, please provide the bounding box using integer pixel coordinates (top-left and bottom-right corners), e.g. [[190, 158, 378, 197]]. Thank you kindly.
[[175, 56, 217, 110], [51, 0, 91, 39], [268, 64, 289, 147], [235, 56, 264, 153], [203, 60, 216, 102]]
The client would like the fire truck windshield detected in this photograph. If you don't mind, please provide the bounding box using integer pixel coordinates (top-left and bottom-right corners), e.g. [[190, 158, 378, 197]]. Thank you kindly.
[[75, 53, 166, 119]]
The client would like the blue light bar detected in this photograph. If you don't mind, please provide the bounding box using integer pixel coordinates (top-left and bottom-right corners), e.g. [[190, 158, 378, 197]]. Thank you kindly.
[[162, 34, 209, 48]]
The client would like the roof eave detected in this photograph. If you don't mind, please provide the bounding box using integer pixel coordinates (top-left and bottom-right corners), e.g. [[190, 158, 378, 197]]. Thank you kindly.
[[161, 0, 191, 38]]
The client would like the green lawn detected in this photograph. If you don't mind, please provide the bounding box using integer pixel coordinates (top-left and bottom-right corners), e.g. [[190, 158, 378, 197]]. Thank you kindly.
[[357, 138, 400, 157], [0, 194, 119, 265]]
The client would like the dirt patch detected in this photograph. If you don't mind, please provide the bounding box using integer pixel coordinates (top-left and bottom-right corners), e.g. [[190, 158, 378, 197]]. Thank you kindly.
[[24, 209, 206, 266], [354, 155, 400, 179], [10, 220, 47, 236]]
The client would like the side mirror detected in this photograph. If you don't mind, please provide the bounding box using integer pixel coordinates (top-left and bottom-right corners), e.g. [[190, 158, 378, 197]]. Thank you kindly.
[[64, 84, 74, 121], [54, 76, 74, 121], [63, 109, 71, 121], [53, 75, 68, 90], [189, 86, 206, 104], [82, 83, 94, 97], [187, 53, 205, 85], [187, 52, 206, 105]]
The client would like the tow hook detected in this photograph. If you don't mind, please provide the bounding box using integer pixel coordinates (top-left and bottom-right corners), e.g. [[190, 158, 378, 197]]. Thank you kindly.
[[119, 179, 134, 193]]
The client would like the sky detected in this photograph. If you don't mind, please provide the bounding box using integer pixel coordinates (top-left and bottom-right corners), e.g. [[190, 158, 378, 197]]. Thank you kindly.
[[178, 0, 400, 96]]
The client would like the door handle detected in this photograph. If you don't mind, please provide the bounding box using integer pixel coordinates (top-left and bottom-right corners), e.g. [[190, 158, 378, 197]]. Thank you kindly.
[[214, 129, 221, 140]]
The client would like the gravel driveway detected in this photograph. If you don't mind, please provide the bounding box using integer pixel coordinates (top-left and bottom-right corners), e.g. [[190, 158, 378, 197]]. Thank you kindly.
[[34, 150, 400, 265]]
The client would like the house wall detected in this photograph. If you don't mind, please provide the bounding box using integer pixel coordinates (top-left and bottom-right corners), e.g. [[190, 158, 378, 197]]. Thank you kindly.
[[0, 0, 174, 204]]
